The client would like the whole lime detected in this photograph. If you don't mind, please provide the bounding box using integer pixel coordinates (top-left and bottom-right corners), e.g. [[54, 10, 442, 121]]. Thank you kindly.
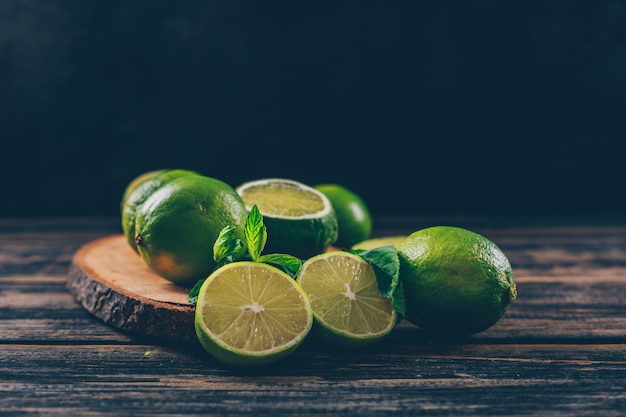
[[314, 184, 372, 249], [121, 169, 199, 253], [120, 169, 172, 212], [134, 175, 248, 286], [397, 226, 517, 337]]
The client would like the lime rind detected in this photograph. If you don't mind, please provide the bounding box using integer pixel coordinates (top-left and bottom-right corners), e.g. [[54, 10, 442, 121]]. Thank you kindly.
[[194, 262, 313, 367]]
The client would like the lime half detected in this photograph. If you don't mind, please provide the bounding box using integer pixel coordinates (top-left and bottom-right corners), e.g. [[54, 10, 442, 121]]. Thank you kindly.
[[236, 178, 338, 259], [296, 251, 397, 347], [194, 262, 313, 367]]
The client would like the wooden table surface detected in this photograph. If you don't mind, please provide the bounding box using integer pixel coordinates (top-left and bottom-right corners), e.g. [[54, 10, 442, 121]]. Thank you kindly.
[[1, 215, 625, 416]]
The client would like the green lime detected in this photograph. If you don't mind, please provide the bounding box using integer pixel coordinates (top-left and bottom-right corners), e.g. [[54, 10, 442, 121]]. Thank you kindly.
[[397, 226, 517, 337], [134, 174, 247, 286], [314, 184, 372, 249], [194, 261, 313, 367], [121, 169, 199, 253], [236, 178, 338, 259], [296, 251, 397, 347], [351, 235, 407, 251], [120, 169, 165, 213]]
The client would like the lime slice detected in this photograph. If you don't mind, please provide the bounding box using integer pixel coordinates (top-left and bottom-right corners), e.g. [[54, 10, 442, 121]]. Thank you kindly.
[[351, 235, 407, 251], [194, 261, 313, 367], [296, 251, 397, 347], [236, 178, 338, 259]]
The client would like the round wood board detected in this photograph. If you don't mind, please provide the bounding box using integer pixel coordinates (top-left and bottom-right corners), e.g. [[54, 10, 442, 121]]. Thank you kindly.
[[66, 234, 196, 341]]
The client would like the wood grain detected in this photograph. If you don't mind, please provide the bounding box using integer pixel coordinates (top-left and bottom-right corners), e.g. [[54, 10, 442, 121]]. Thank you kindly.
[[1, 216, 626, 416], [66, 235, 195, 342]]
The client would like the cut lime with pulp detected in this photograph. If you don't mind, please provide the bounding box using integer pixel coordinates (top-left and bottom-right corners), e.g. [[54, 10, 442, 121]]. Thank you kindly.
[[194, 262, 313, 367], [296, 251, 397, 347], [236, 178, 338, 259]]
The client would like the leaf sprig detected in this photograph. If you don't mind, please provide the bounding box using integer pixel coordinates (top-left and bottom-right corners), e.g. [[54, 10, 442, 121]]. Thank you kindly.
[[188, 205, 302, 304], [351, 246, 406, 319]]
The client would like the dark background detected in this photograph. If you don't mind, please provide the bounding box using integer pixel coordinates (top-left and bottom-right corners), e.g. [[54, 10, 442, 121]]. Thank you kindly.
[[1, 1, 624, 218]]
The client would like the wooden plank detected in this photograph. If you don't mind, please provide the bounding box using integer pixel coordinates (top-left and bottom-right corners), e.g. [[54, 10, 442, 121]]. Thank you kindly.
[[1, 229, 626, 343], [0, 344, 624, 416], [65, 235, 195, 341], [1, 217, 626, 416]]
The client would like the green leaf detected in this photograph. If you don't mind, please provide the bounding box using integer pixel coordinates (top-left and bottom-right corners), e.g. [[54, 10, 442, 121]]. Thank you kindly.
[[213, 225, 245, 264], [351, 245, 406, 318], [258, 253, 302, 279], [390, 277, 406, 319], [245, 205, 267, 261], [187, 278, 205, 305]]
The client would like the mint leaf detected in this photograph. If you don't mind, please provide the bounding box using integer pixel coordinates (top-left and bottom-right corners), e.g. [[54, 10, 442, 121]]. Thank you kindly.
[[391, 277, 406, 319], [245, 205, 267, 261], [351, 245, 405, 318], [214, 225, 245, 264], [258, 254, 302, 279], [187, 278, 205, 305]]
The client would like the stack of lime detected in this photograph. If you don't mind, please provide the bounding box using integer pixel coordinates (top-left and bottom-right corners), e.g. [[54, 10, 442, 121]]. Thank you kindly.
[[118, 170, 517, 367]]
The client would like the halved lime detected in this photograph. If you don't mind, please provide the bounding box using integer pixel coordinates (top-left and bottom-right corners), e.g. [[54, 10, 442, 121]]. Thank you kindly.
[[351, 235, 407, 251], [296, 251, 397, 347], [194, 262, 313, 367], [236, 178, 338, 259]]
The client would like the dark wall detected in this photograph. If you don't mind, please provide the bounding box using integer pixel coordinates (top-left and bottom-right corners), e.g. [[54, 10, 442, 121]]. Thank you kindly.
[[2, 1, 624, 217]]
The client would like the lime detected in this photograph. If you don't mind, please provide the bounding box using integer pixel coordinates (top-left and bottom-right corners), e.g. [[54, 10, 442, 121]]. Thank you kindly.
[[134, 174, 247, 286], [194, 261, 313, 367], [314, 183, 372, 249], [120, 169, 165, 213], [351, 235, 407, 251], [236, 178, 338, 259], [397, 226, 517, 337], [296, 251, 397, 347], [121, 169, 199, 253]]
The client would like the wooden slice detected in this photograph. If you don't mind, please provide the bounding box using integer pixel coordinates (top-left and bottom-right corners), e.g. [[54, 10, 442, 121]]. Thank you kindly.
[[66, 235, 196, 342]]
